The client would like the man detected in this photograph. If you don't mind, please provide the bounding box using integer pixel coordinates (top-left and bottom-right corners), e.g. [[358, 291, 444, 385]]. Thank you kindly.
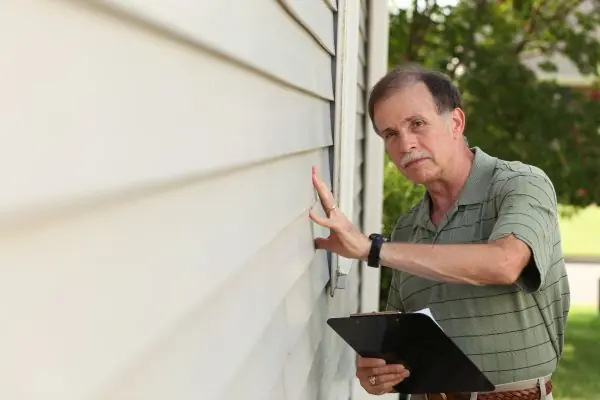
[[309, 65, 570, 400]]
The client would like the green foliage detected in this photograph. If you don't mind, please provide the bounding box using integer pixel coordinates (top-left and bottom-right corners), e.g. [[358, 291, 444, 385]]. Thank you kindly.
[[388, 0, 600, 207], [382, 155, 426, 237]]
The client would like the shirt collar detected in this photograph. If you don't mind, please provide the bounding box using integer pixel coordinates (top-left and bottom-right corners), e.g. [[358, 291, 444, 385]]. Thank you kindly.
[[456, 147, 498, 206], [413, 147, 497, 229]]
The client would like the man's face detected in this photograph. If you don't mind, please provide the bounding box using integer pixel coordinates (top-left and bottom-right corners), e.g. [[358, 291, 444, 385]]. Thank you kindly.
[[373, 83, 461, 185]]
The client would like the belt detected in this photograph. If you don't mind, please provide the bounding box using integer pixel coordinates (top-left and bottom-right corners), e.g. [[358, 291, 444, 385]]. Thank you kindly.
[[425, 379, 552, 400]]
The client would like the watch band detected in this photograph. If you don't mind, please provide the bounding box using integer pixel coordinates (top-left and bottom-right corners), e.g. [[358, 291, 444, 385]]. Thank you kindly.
[[367, 233, 385, 268]]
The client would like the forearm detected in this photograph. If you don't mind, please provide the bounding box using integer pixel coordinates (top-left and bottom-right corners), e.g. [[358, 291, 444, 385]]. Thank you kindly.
[[379, 241, 518, 285]]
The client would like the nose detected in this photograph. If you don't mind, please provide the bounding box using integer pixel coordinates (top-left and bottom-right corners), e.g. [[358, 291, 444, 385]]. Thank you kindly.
[[395, 131, 418, 154]]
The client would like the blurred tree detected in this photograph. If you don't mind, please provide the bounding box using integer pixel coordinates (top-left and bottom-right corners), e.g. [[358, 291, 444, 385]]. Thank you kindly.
[[388, 0, 600, 207], [380, 0, 600, 309], [382, 155, 426, 237]]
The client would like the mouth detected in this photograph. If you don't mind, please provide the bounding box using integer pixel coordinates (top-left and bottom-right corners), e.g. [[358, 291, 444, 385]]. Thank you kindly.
[[403, 158, 428, 169]]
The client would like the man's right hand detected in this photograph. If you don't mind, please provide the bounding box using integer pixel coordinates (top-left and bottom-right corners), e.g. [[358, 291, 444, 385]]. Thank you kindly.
[[356, 356, 410, 395]]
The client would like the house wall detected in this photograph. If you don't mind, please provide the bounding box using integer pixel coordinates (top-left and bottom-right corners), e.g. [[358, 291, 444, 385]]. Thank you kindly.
[[0, 1, 386, 399], [353, 3, 396, 399], [354, 0, 368, 231]]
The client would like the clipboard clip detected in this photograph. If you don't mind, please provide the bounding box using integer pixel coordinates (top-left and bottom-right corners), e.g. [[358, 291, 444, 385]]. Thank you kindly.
[[350, 310, 402, 317]]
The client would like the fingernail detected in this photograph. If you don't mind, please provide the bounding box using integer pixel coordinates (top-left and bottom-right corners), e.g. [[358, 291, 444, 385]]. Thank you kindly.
[[404, 370, 410, 378]]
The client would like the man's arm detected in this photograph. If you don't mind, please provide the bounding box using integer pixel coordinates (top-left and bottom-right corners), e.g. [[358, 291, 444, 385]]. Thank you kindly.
[[378, 235, 530, 286], [310, 166, 557, 291]]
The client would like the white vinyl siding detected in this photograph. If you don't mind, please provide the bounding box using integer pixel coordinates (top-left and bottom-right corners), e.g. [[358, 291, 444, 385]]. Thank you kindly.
[[352, 1, 393, 396], [354, 0, 369, 229], [0, 1, 377, 400]]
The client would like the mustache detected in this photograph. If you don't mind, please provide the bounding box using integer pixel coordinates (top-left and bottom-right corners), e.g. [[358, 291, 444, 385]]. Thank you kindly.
[[400, 151, 432, 168]]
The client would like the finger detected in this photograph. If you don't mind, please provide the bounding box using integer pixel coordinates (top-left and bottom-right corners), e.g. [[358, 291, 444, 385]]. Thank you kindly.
[[374, 372, 409, 385], [367, 372, 409, 394], [311, 166, 335, 209], [359, 373, 397, 387], [370, 378, 403, 394], [309, 209, 333, 228], [357, 365, 402, 381], [371, 364, 407, 376], [314, 237, 334, 250], [356, 357, 386, 369], [357, 364, 407, 382], [361, 377, 395, 396]]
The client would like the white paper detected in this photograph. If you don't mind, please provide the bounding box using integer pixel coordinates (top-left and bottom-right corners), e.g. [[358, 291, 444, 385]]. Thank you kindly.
[[413, 307, 443, 330]]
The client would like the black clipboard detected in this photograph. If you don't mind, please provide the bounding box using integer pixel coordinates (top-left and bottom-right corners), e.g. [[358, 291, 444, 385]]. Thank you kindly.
[[327, 311, 495, 394]]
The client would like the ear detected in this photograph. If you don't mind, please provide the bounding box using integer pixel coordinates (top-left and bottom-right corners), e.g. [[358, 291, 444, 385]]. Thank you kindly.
[[450, 108, 466, 139]]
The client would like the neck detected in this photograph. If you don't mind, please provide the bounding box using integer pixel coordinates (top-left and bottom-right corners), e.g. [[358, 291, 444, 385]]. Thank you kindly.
[[426, 147, 475, 215]]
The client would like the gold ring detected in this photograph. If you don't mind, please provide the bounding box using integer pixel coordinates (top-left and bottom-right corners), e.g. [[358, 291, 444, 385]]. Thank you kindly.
[[368, 375, 377, 386]]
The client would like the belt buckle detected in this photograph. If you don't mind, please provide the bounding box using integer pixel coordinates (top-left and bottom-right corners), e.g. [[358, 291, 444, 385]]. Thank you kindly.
[[425, 394, 448, 400]]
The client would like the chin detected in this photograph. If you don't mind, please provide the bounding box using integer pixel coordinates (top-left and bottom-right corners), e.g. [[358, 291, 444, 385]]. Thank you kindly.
[[402, 168, 437, 185], [405, 174, 431, 185]]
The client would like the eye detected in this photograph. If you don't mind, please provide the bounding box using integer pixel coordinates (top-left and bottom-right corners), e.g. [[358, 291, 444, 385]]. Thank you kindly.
[[413, 119, 425, 128], [383, 130, 397, 139]]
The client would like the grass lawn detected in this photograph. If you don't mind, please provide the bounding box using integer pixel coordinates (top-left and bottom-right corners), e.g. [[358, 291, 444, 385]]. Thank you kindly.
[[558, 205, 600, 259], [552, 306, 600, 400]]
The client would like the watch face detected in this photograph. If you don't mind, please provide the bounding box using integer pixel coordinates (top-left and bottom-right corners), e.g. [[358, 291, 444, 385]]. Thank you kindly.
[[369, 233, 380, 240]]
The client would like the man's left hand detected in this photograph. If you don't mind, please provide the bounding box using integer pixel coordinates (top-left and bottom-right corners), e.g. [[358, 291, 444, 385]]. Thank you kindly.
[[309, 166, 371, 260]]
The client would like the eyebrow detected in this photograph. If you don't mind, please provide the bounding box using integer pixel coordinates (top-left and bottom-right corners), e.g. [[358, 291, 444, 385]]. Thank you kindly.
[[380, 114, 427, 134], [404, 113, 426, 123]]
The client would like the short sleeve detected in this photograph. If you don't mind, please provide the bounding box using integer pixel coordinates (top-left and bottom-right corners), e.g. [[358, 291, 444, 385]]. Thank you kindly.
[[488, 172, 558, 293]]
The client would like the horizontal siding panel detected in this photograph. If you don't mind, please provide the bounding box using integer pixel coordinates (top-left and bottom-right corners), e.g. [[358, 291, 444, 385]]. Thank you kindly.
[[355, 177, 364, 197], [268, 378, 287, 400], [359, 3, 367, 40], [221, 301, 290, 400], [357, 87, 365, 114], [354, 132, 364, 228], [311, 267, 360, 400], [225, 252, 329, 400], [283, 298, 328, 400], [0, 149, 331, 400], [355, 139, 365, 165], [355, 0, 368, 236], [356, 114, 366, 139], [354, 196, 363, 227], [355, 165, 364, 196], [355, 181, 364, 201], [358, 28, 366, 64], [283, 256, 331, 352], [0, 1, 332, 217], [334, 345, 358, 397], [100, 0, 334, 100], [358, 62, 366, 89], [279, 0, 336, 55]]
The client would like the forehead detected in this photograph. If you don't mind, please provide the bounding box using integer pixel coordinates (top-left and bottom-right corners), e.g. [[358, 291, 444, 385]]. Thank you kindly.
[[372, 82, 438, 131]]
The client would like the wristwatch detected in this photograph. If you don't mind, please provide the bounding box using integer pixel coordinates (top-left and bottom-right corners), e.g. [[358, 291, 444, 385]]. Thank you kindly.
[[367, 233, 387, 268]]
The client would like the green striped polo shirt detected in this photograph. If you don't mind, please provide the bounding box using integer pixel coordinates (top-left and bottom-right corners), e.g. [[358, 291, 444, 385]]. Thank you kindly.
[[386, 147, 571, 386]]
